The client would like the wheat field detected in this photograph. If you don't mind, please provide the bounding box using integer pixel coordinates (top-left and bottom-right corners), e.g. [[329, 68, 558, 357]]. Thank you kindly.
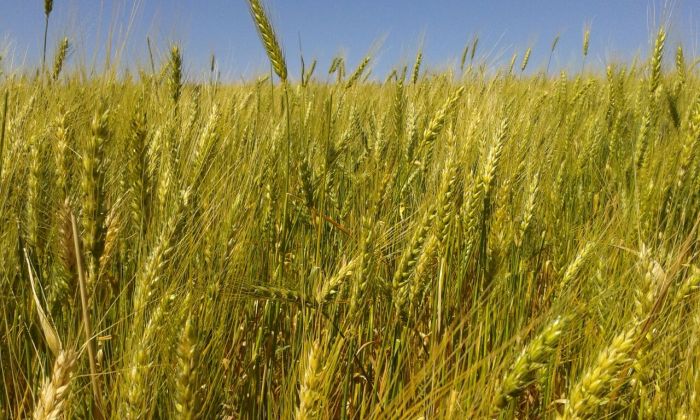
[[2, 1, 700, 419]]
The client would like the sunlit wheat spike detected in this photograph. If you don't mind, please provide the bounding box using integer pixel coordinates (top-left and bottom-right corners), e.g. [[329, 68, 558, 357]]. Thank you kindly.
[[316, 257, 358, 305], [296, 340, 323, 419], [247, 0, 288, 82], [345, 56, 370, 89], [675, 44, 686, 84], [582, 26, 591, 57], [81, 105, 110, 285], [517, 171, 539, 244], [675, 266, 700, 303], [562, 327, 638, 419], [561, 242, 594, 287], [248, 284, 314, 308], [634, 110, 651, 170], [521, 47, 531, 72], [508, 52, 518, 74], [411, 50, 422, 84], [650, 27, 666, 95], [52, 37, 69, 81], [422, 86, 464, 147], [33, 349, 78, 420], [392, 77, 405, 138], [479, 117, 509, 199], [189, 104, 221, 188], [392, 204, 436, 311], [127, 100, 149, 232], [120, 294, 176, 418], [633, 245, 663, 323], [98, 202, 122, 281], [168, 45, 183, 104], [26, 134, 43, 252], [493, 317, 567, 412], [174, 313, 198, 420], [133, 190, 189, 311]]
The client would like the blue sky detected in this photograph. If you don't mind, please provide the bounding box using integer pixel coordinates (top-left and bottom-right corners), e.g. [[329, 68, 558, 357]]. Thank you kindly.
[[1, 1, 698, 80]]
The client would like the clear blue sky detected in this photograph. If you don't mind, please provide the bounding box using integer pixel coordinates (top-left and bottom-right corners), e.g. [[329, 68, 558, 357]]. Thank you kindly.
[[1, 0, 698, 80]]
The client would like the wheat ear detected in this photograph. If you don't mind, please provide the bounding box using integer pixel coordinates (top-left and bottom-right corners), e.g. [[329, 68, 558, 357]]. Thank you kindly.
[[33, 349, 78, 420], [247, 0, 288, 82]]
